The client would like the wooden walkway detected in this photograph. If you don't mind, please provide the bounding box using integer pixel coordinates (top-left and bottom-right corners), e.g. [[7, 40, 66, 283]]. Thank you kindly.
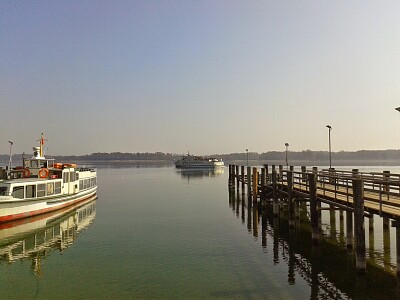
[[228, 164, 400, 276]]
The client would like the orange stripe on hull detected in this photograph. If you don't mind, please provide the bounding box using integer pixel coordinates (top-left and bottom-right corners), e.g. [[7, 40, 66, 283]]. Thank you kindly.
[[0, 193, 97, 225]]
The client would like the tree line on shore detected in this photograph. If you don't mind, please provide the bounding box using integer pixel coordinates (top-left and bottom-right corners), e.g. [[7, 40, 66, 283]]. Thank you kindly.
[[1, 149, 399, 163]]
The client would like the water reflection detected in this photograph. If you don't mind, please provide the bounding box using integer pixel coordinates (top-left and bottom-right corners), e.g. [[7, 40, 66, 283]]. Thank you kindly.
[[0, 197, 96, 275], [228, 192, 400, 299], [177, 167, 225, 181]]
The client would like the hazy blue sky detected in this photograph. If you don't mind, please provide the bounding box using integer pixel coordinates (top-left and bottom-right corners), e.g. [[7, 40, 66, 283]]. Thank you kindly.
[[2, 1, 400, 155]]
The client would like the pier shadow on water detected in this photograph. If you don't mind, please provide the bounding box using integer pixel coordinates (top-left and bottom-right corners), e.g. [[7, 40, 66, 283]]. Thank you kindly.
[[228, 190, 400, 300]]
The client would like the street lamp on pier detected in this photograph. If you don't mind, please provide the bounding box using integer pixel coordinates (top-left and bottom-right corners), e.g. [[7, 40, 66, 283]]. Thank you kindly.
[[285, 143, 289, 170], [8, 140, 13, 177], [326, 125, 332, 169]]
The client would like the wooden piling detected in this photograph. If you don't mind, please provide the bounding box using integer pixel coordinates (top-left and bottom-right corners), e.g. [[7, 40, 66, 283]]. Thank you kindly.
[[396, 220, 400, 277], [261, 168, 266, 189], [353, 177, 366, 273], [236, 165, 239, 191], [309, 172, 319, 243], [241, 166, 245, 194], [252, 167, 258, 202], [346, 210, 353, 249], [272, 165, 279, 216], [247, 166, 251, 195], [287, 171, 295, 228]]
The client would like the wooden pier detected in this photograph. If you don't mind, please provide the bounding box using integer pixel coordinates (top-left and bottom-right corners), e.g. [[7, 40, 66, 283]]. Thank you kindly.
[[228, 164, 400, 276]]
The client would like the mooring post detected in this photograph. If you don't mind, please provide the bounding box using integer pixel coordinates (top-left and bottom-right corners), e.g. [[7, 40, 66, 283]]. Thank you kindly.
[[312, 167, 321, 230], [353, 177, 366, 273], [279, 165, 283, 178], [261, 167, 266, 189], [252, 167, 258, 203], [308, 172, 319, 244], [272, 165, 279, 216], [301, 166, 306, 182], [396, 219, 400, 277], [247, 166, 251, 195], [287, 170, 295, 228], [289, 165, 294, 172], [235, 166, 240, 191], [228, 165, 233, 189], [232, 164, 236, 189], [241, 166, 245, 194]]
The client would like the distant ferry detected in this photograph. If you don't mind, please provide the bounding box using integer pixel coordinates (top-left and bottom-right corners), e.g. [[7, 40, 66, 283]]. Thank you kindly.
[[175, 153, 224, 168], [0, 134, 97, 223]]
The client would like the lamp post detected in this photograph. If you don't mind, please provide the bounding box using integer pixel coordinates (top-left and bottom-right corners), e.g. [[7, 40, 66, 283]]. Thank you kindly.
[[8, 140, 13, 177], [285, 143, 289, 170], [326, 125, 332, 169], [246, 149, 249, 166]]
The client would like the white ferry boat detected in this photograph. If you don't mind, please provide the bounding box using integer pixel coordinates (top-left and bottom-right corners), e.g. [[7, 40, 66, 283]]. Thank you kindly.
[[0, 134, 97, 223], [175, 153, 224, 168]]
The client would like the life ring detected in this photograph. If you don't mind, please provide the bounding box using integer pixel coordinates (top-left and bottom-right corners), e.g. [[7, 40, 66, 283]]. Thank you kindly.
[[23, 168, 31, 178], [38, 168, 49, 178]]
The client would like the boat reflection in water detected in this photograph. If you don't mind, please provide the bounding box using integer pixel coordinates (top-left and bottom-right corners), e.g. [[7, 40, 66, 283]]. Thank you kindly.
[[177, 167, 225, 181], [0, 196, 96, 275]]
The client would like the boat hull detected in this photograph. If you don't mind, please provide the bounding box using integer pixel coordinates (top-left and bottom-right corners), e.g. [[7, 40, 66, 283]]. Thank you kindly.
[[0, 187, 97, 223]]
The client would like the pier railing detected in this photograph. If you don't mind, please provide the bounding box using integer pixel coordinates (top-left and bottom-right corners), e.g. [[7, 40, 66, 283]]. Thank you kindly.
[[228, 164, 400, 277]]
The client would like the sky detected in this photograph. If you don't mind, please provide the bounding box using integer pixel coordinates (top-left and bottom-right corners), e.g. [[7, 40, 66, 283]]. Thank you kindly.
[[1, 1, 400, 156]]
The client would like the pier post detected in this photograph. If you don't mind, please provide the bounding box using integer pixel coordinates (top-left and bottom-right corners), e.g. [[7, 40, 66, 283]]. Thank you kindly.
[[232, 165, 236, 189], [241, 166, 245, 195], [396, 220, 400, 277], [353, 177, 366, 273], [229, 165, 233, 189], [312, 167, 322, 230], [272, 165, 279, 216], [346, 210, 353, 249], [301, 166, 306, 182], [308, 172, 319, 244], [261, 167, 266, 189], [369, 216, 375, 259], [236, 165, 239, 192], [252, 167, 258, 203], [287, 170, 295, 228], [247, 167, 251, 195]]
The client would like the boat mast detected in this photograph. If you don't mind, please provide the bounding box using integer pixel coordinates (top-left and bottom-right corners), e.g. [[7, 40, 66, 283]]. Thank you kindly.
[[38, 133, 46, 158]]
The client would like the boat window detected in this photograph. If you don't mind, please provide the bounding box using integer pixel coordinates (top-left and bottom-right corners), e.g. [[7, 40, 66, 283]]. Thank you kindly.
[[79, 179, 83, 190], [63, 172, 69, 183], [26, 185, 36, 198], [76, 172, 79, 180], [70, 171, 76, 182], [90, 178, 94, 187], [47, 183, 54, 196], [0, 187, 8, 196], [31, 160, 38, 168], [47, 160, 54, 168], [55, 182, 61, 194], [84, 179, 89, 189], [11, 186, 24, 199], [37, 184, 46, 197]]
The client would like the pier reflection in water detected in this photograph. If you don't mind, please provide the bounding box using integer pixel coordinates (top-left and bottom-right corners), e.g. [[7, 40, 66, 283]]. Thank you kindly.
[[0, 197, 96, 275], [228, 190, 400, 299]]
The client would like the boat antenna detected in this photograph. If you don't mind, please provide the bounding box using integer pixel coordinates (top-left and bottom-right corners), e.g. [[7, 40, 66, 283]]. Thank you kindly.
[[8, 140, 13, 177]]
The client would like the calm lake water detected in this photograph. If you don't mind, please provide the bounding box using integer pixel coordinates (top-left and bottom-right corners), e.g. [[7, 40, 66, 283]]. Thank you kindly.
[[1, 165, 400, 299]]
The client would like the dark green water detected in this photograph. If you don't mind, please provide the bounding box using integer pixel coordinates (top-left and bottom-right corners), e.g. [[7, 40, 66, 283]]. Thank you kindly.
[[0, 166, 399, 299]]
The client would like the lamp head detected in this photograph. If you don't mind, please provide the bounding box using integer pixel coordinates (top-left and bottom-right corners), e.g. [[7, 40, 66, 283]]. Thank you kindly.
[[396, 107, 400, 112], [326, 125, 332, 129], [285, 143, 289, 147]]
